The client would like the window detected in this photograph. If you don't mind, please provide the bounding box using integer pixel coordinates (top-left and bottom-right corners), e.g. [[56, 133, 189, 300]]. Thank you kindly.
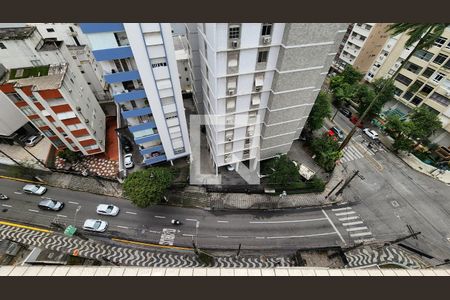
[[257, 49, 269, 63], [444, 59, 450, 70], [227, 51, 239, 68], [433, 53, 448, 65], [420, 84, 434, 95], [113, 59, 130, 72], [367, 72, 374, 78], [20, 106, 35, 116], [227, 77, 237, 90], [413, 49, 434, 61], [434, 37, 447, 47], [410, 96, 423, 106], [186, 77, 189, 81], [32, 119, 46, 127], [432, 72, 445, 83], [261, 23, 273, 36], [225, 130, 234, 141], [225, 143, 233, 153], [403, 91, 414, 100], [395, 73, 413, 86], [184, 67, 188, 71], [204, 41, 207, 59], [430, 92, 450, 107], [228, 24, 240, 39], [254, 73, 264, 89], [151, 57, 167, 68], [7, 93, 23, 103], [0, 42, 6, 49], [251, 93, 261, 106], [46, 28, 55, 32], [404, 62, 422, 74], [421, 67, 436, 78], [226, 98, 236, 112], [394, 87, 403, 96], [114, 31, 129, 46], [364, 24, 372, 31], [30, 59, 42, 66], [408, 80, 424, 93]]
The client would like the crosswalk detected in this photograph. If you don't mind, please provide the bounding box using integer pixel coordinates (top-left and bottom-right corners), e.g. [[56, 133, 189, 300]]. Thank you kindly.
[[340, 144, 376, 164], [331, 206, 375, 244]]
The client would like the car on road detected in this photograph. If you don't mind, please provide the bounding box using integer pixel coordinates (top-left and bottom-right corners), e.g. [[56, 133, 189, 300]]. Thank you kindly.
[[96, 204, 120, 216], [25, 134, 44, 147], [23, 184, 47, 195], [124, 153, 134, 169], [82, 219, 108, 233], [330, 126, 345, 140], [339, 107, 352, 118], [38, 199, 64, 211], [0, 193, 9, 200], [363, 128, 379, 140]]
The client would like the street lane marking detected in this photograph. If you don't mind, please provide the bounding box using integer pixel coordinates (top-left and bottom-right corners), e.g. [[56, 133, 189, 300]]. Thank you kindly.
[[255, 237, 265, 239], [56, 214, 67, 218], [339, 216, 359, 221], [116, 225, 129, 229], [331, 207, 352, 212], [354, 238, 376, 244], [68, 201, 79, 205], [217, 220, 229, 223], [28, 209, 39, 213], [335, 211, 356, 216], [322, 209, 346, 245], [0, 175, 46, 185], [249, 218, 327, 224], [154, 216, 166, 219], [350, 232, 373, 238], [0, 220, 51, 233], [266, 232, 337, 239], [1, 204, 12, 208], [125, 211, 137, 215], [346, 226, 368, 232], [149, 230, 161, 234], [342, 221, 363, 226], [14, 192, 22, 195], [186, 218, 198, 222], [112, 238, 192, 251], [182, 233, 194, 237], [217, 235, 229, 238]]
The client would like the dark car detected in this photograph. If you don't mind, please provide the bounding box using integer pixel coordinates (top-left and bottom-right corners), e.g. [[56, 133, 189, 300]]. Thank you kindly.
[[38, 199, 65, 211], [339, 107, 352, 118], [330, 126, 345, 140]]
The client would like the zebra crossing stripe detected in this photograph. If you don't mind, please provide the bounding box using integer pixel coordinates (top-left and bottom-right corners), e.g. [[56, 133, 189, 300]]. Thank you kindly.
[[342, 221, 363, 226], [346, 226, 368, 232], [335, 211, 356, 216], [339, 216, 359, 221], [350, 231, 372, 237], [331, 207, 352, 212]]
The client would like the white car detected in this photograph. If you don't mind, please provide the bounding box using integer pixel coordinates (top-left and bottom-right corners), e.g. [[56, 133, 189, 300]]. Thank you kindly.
[[25, 134, 44, 147], [124, 153, 134, 169], [23, 184, 47, 195], [363, 128, 379, 140], [96, 204, 120, 216], [82, 219, 108, 233]]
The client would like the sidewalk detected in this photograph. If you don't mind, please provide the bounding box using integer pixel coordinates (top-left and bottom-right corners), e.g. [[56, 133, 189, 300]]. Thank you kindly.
[[398, 152, 450, 185]]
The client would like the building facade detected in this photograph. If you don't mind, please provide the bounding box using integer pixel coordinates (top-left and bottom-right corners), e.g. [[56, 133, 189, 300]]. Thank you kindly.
[[173, 34, 191, 93], [80, 23, 191, 166], [192, 23, 347, 172]]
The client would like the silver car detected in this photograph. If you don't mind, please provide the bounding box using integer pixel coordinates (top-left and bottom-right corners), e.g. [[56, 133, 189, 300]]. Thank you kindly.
[[82, 219, 108, 233], [96, 204, 120, 216], [25, 134, 44, 147], [23, 184, 47, 195]]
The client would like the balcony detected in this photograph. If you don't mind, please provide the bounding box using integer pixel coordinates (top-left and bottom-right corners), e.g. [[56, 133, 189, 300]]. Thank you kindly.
[[134, 133, 161, 145], [140, 144, 164, 156], [121, 106, 152, 119], [128, 121, 157, 133], [79, 23, 125, 34], [104, 70, 140, 84], [113, 89, 147, 104], [92, 46, 133, 62], [144, 154, 167, 165]]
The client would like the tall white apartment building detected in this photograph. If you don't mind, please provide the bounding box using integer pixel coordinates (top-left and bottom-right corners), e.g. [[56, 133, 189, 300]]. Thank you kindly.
[[192, 23, 347, 172], [80, 23, 191, 166]]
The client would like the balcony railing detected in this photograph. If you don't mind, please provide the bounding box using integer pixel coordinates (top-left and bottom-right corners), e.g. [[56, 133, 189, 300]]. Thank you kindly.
[[121, 106, 152, 119], [144, 154, 167, 165]]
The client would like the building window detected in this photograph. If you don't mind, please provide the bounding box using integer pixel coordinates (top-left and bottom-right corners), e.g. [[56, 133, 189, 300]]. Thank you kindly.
[[444, 59, 450, 70], [186, 77, 189, 81], [46, 28, 55, 32], [114, 31, 129, 46], [430, 92, 450, 107], [261, 23, 273, 36], [7, 93, 23, 103], [257, 49, 269, 63], [394, 87, 403, 96], [228, 24, 241, 39], [433, 53, 448, 65], [421, 67, 436, 78], [184, 67, 188, 71], [404, 62, 422, 74], [227, 51, 239, 69], [151, 57, 167, 68], [20, 106, 35, 116], [411, 96, 423, 106], [226, 97, 236, 113], [432, 72, 445, 83], [0, 42, 6, 49], [227, 77, 238, 92], [204, 41, 208, 59], [364, 24, 372, 31], [395, 73, 413, 86], [413, 49, 434, 61], [32, 119, 46, 127], [420, 84, 434, 95], [403, 91, 414, 100], [434, 37, 448, 47]]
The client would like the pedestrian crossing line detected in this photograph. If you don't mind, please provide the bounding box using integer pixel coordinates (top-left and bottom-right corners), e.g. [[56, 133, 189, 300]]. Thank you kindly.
[[339, 216, 359, 221], [346, 226, 368, 232], [353, 238, 375, 244], [342, 221, 363, 226], [349, 231, 373, 238], [332, 207, 352, 212], [335, 211, 356, 216]]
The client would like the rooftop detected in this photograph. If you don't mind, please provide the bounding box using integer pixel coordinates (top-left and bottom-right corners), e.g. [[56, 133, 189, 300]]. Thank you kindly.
[[8, 64, 68, 90], [0, 26, 36, 40]]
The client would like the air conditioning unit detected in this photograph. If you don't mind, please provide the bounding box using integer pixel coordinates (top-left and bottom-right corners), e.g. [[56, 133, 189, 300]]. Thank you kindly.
[[227, 137, 232, 141], [262, 36, 271, 44], [231, 39, 239, 48], [255, 86, 262, 91], [228, 88, 236, 95]]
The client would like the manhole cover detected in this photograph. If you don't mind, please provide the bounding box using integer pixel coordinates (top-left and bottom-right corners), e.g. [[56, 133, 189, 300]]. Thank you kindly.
[[391, 200, 400, 208]]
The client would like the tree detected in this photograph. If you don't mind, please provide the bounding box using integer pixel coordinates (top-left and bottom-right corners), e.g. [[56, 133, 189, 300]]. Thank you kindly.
[[408, 107, 442, 144], [264, 154, 301, 186], [392, 135, 415, 153], [311, 135, 342, 172], [354, 84, 376, 116], [333, 82, 357, 108], [123, 168, 174, 208], [305, 91, 332, 131], [330, 65, 364, 92], [58, 149, 81, 163]]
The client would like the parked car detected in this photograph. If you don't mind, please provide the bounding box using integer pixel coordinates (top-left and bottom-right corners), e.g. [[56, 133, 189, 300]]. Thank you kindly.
[[330, 126, 345, 140], [23, 184, 47, 195], [339, 107, 352, 118], [0, 193, 9, 200], [325, 130, 338, 142], [82, 219, 108, 233], [38, 199, 64, 211], [25, 134, 44, 147], [96, 204, 120, 216], [363, 128, 379, 140], [123, 143, 133, 154], [124, 153, 134, 169], [350, 116, 364, 128]]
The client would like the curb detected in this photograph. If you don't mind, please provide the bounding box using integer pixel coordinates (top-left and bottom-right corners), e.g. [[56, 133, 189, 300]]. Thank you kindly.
[[0, 175, 47, 185]]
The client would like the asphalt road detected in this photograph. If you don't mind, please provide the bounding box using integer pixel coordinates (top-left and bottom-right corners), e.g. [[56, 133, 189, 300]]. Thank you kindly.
[[0, 178, 353, 250], [332, 109, 450, 261]]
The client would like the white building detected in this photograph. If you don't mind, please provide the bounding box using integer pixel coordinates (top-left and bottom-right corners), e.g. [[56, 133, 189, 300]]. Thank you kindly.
[[190, 23, 347, 173], [173, 34, 191, 93], [80, 23, 191, 166]]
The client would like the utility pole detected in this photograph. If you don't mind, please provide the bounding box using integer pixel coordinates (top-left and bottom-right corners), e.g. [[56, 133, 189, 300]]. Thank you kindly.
[[335, 170, 360, 196], [325, 179, 344, 199], [383, 231, 421, 247], [0, 149, 23, 167]]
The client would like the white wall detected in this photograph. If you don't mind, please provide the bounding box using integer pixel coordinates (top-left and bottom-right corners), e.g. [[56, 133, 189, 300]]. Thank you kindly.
[[0, 93, 29, 136]]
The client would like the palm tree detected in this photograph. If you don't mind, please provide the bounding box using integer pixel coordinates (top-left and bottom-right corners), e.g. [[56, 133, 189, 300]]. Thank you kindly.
[[338, 23, 450, 151]]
